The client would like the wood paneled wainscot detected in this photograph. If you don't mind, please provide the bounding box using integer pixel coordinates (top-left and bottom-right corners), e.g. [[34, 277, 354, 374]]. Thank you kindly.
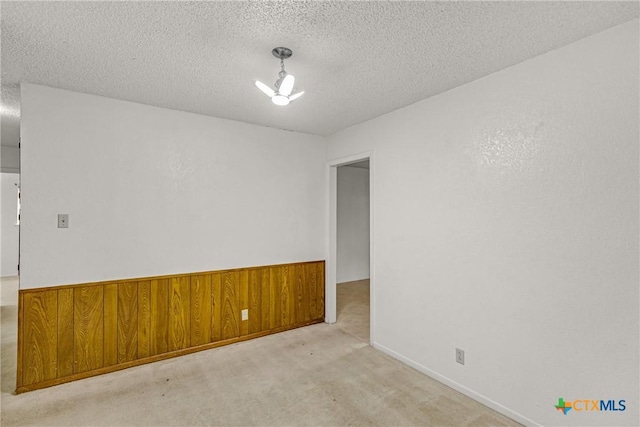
[[17, 261, 325, 393]]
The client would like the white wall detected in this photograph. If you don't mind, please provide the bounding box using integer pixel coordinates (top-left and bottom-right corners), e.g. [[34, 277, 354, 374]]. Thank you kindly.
[[1, 172, 19, 276], [327, 20, 639, 427], [337, 165, 369, 283], [20, 84, 325, 289]]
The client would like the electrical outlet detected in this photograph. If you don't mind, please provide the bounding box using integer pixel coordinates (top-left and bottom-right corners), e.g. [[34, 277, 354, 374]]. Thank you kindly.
[[241, 309, 248, 321], [456, 348, 465, 365], [58, 214, 69, 228]]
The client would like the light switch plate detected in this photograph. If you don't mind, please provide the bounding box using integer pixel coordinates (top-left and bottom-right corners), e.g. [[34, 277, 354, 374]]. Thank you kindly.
[[58, 214, 69, 228]]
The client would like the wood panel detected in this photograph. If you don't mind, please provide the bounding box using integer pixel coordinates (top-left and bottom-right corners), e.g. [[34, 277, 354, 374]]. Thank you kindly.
[[270, 267, 281, 329], [221, 271, 239, 340], [73, 286, 104, 373], [17, 261, 325, 393], [117, 282, 138, 363], [138, 281, 151, 359], [317, 262, 325, 320], [280, 266, 293, 327], [307, 263, 318, 320], [16, 293, 24, 389], [190, 275, 211, 346], [260, 268, 271, 331], [295, 264, 310, 323], [289, 266, 297, 326], [248, 269, 262, 334], [103, 284, 118, 367], [57, 288, 74, 378], [22, 291, 57, 385], [169, 277, 190, 351], [239, 271, 249, 336], [211, 273, 222, 343], [150, 279, 169, 356]]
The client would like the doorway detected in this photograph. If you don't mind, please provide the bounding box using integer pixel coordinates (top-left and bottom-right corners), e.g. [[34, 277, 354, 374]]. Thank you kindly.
[[327, 152, 373, 344], [1, 173, 20, 280], [336, 160, 370, 341]]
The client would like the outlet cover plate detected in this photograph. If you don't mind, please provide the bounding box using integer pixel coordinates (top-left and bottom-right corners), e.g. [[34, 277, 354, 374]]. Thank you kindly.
[[456, 348, 465, 365], [58, 214, 69, 228], [241, 309, 248, 321]]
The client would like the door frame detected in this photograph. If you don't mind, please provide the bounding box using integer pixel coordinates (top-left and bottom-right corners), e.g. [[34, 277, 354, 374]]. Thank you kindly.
[[326, 151, 374, 344]]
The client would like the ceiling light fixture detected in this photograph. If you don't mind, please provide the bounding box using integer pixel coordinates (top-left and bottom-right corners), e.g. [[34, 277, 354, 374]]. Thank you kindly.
[[255, 47, 304, 106]]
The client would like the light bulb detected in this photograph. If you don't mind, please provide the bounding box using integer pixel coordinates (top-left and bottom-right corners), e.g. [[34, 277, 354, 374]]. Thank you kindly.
[[255, 80, 275, 97], [272, 95, 290, 106]]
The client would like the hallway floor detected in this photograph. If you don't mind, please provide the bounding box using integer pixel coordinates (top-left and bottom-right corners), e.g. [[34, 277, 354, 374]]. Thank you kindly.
[[1, 276, 520, 426], [337, 279, 370, 342]]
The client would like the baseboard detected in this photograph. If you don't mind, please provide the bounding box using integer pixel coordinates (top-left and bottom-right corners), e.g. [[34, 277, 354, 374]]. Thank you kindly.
[[373, 342, 540, 427]]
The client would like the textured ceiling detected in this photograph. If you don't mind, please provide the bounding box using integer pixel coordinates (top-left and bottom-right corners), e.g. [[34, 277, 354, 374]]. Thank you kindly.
[[1, 1, 638, 146]]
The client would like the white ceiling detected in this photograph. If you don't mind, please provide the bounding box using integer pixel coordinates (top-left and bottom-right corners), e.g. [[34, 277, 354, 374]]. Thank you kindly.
[[1, 1, 638, 146]]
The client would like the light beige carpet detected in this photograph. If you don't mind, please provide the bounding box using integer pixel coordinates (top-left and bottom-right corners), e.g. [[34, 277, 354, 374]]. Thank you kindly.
[[337, 279, 370, 343], [1, 276, 520, 426]]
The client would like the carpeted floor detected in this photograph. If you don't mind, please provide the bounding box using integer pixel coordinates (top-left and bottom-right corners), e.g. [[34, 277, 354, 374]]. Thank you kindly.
[[0, 276, 520, 426], [337, 279, 370, 343]]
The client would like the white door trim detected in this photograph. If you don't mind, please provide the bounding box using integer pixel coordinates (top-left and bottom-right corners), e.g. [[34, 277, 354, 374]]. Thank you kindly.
[[325, 151, 374, 344]]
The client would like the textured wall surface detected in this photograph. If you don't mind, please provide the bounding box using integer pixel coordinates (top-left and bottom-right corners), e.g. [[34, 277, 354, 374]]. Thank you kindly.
[[327, 20, 639, 427], [20, 84, 325, 289]]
